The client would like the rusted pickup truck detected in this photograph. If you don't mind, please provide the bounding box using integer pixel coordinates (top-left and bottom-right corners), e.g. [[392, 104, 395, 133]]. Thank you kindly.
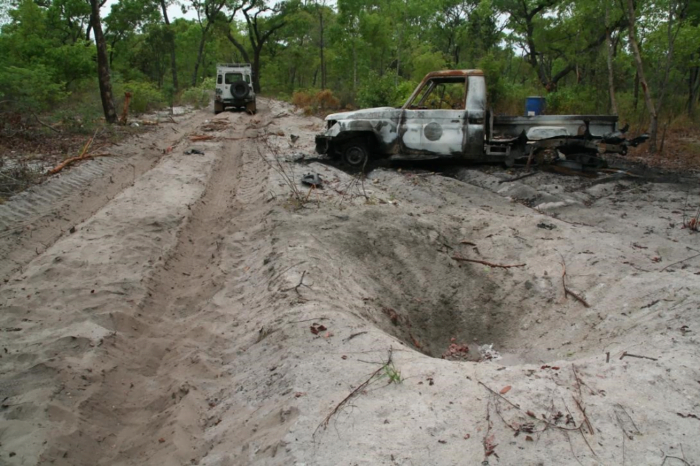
[[315, 70, 646, 168]]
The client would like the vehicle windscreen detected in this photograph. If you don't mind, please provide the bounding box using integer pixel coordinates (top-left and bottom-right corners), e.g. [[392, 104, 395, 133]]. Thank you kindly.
[[408, 78, 467, 110], [225, 73, 243, 84]]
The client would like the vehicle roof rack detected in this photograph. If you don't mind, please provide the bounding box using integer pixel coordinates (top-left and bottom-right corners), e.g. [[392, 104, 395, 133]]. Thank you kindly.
[[217, 63, 252, 68]]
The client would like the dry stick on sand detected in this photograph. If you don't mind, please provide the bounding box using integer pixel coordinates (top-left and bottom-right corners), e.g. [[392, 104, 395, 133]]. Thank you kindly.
[[659, 252, 700, 272], [46, 129, 109, 176], [619, 351, 658, 361], [498, 171, 538, 184], [189, 134, 215, 141], [451, 256, 525, 269], [314, 348, 394, 438], [558, 253, 591, 307], [480, 373, 601, 463], [282, 270, 310, 295]]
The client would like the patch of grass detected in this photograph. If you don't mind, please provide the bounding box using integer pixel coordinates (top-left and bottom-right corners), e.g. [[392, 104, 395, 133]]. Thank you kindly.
[[380, 362, 403, 384]]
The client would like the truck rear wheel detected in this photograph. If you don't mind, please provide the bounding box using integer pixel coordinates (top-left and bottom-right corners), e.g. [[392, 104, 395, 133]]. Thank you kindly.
[[214, 102, 224, 114], [245, 100, 256, 115], [341, 140, 369, 168]]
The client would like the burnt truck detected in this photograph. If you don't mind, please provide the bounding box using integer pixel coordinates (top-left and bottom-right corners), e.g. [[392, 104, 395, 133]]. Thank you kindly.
[[315, 70, 647, 168]]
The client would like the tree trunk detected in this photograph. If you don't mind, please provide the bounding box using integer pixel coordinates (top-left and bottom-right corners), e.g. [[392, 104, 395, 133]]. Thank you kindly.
[[159, 0, 178, 92], [318, 7, 326, 90], [192, 22, 212, 87], [633, 70, 639, 110], [395, 1, 407, 86], [605, 4, 618, 115], [252, 49, 262, 93], [688, 63, 700, 117], [352, 40, 357, 95], [89, 0, 117, 124], [626, 0, 657, 153]]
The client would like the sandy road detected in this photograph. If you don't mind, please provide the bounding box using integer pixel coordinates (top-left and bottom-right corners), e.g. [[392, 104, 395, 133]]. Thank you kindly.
[[0, 100, 291, 465], [1, 98, 700, 466]]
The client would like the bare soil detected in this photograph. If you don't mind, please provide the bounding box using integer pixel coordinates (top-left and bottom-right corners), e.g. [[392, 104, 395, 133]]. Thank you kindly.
[[1, 99, 699, 466]]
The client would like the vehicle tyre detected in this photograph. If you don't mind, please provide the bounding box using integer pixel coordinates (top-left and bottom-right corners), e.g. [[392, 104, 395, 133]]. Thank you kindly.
[[214, 101, 224, 114], [231, 81, 249, 99], [341, 140, 369, 168], [246, 99, 257, 114]]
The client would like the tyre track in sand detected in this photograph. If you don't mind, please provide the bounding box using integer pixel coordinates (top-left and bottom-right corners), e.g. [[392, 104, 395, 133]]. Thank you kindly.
[[0, 110, 213, 284], [47, 104, 277, 466]]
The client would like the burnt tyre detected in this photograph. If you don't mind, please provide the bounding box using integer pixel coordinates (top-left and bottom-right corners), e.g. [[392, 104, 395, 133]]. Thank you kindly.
[[341, 140, 369, 168], [231, 81, 249, 99]]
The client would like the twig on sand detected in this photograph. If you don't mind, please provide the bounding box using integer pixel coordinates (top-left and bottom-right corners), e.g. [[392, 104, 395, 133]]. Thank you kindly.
[[314, 348, 394, 437], [558, 253, 591, 307], [619, 351, 658, 361], [660, 448, 692, 466], [189, 134, 214, 141], [499, 171, 537, 184], [451, 256, 525, 269], [47, 129, 109, 176], [343, 331, 368, 342], [659, 252, 700, 272], [282, 270, 310, 295], [476, 380, 580, 432]]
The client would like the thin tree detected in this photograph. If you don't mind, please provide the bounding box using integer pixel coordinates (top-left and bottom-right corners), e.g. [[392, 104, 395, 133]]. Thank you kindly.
[[191, 0, 226, 86], [89, 0, 118, 123], [217, 0, 289, 93], [605, 3, 618, 115], [158, 0, 178, 92], [626, 0, 687, 153]]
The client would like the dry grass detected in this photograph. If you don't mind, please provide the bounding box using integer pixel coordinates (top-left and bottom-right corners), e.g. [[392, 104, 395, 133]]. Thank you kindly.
[[291, 89, 341, 116]]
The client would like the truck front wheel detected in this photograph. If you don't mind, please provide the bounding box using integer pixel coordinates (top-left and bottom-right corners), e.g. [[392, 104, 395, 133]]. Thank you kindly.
[[341, 140, 369, 168]]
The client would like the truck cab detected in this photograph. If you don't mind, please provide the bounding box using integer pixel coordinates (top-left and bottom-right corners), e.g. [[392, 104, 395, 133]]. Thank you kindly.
[[215, 63, 256, 114]]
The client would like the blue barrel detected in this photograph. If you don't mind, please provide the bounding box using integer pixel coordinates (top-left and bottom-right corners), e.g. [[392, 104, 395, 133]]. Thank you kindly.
[[525, 96, 546, 116]]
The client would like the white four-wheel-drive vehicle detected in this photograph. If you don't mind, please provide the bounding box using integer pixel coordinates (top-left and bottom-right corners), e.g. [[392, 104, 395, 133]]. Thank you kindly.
[[214, 63, 256, 114], [315, 69, 647, 168]]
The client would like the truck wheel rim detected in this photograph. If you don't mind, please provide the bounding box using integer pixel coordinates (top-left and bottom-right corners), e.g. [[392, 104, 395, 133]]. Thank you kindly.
[[346, 147, 365, 165]]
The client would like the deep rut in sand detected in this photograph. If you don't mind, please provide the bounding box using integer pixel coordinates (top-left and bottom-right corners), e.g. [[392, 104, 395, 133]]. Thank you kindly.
[[53, 109, 274, 465]]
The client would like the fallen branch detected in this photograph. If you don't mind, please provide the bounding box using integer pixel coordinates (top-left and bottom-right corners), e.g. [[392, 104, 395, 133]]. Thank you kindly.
[[47, 129, 109, 176], [31, 111, 61, 133], [451, 256, 525, 269], [282, 270, 310, 295], [46, 153, 110, 176], [499, 171, 537, 184], [659, 252, 700, 272], [314, 348, 393, 437], [343, 331, 367, 342], [619, 351, 658, 361], [189, 134, 215, 141], [558, 253, 591, 308]]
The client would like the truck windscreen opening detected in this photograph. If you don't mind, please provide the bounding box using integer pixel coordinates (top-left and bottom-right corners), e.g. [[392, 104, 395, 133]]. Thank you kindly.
[[225, 73, 243, 84]]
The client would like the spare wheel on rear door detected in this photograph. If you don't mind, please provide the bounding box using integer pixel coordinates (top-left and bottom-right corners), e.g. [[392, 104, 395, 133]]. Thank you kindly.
[[231, 81, 249, 99]]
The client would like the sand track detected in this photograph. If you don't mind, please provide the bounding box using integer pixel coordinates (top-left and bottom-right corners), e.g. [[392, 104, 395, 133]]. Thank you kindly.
[[1, 100, 699, 465]]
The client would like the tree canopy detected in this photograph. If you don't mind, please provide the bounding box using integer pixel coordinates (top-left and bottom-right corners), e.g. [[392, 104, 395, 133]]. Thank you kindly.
[[1, 0, 698, 140]]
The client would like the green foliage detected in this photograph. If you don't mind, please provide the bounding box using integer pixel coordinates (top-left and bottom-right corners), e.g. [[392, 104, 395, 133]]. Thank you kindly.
[[356, 72, 412, 108], [181, 77, 215, 108], [380, 362, 403, 384], [1, 0, 699, 134], [0, 65, 67, 111], [120, 81, 166, 113]]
